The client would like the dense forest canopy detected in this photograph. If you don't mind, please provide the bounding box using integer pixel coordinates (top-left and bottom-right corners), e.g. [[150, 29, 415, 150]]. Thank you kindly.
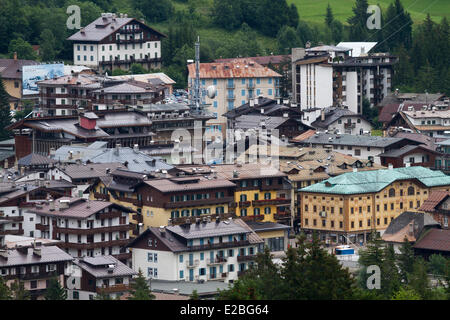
[[0, 0, 448, 94]]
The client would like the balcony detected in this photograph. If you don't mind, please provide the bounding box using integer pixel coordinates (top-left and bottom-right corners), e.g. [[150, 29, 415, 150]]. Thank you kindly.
[[164, 197, 234, 209], [247, 83, 255, 89], [0, 216, 24, 222], [132, 214, 143, 223], [54, 224, 133, 235], [96, 211, 123, 219], [186, 240, 250, 252], [57, 238, 130, 250], [344, 123, 356, 129], [93, 192, 109, 201], [113, 252, 132, 261], [35, 224, 50, 232], [238, 201, 251, 208], [186, 259, 200, 268], [274, 212, 291, 220], [116, 197, 142, 207], [206, 257, 227, 265], [96, 284, 130, 294], [240, 215, 264, 222], [0, 228, 24, 236], [170, 212, 235, 225], [119, 27, 142, 34], [208, 272, 228, 280], [226, 95, 236, 101], [226, 83, 235, 89], [252, 198, 290, 206], [237, 255, 257, 262]]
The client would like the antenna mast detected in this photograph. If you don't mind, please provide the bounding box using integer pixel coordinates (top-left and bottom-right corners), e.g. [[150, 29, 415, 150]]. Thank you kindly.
[[193, 36, 202, 113]]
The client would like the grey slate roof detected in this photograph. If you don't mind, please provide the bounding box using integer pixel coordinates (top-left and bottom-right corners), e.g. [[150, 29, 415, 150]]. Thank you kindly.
[[150, 279, 229, 296], [246, 221, 291, 232], [0, 245, 73, 267], [234, 115, 292, 131], [60, 162, 126, 179], [383, 211, 439, 241], [18, 153, 57, 166], [311, 106, 367, 128], [301, 133, 413, 148], [75, 255, 137, 278], [166, 220, 251, 240], [378, 144, 437, 158]]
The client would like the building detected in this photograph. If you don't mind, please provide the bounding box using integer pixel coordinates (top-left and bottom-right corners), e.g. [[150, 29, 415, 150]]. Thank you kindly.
[[187, 58, 282, 134], [178, 164, 290, 224], [291, 43, 397, 114], [381, 211, 440, 253], [0, 243, 73, 299], [298, 166, 450, 245], [434, 138, 450, 171], [294, 132, 420, 164], [413, 228, 450, 258], [27, 197, 134, 264], [127, 219, 264, 283], [245, 221, 291, 252], [309, 105, 373, 134], [418, 190, 450, 229], [67, 255, 136, 300], [109, 73, 176, 95], [0, 55, 39, 110], [67, 13, 166, 72], [378, 144, 440, 168]]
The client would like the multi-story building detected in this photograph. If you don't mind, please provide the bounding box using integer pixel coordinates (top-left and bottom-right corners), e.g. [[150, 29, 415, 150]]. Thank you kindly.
[[295, 132, 421, 164], [0, 55, 39, 110], [187, 58, 282, 134], [418, 190, 450, 229], [28, 197, 134, 265], [67, 13, 165, 72], [0, 242, 73, 299], [178, 164, 290, 224], [299, 166, 450, 245], [66, 255, 136, 300], [127, 219, 264, 283], [291, 43, 397, 114]]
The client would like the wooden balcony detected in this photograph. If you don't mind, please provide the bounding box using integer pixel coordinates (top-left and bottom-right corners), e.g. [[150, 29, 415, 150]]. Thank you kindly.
[[117, 197, 142, 207], [112, 252, 132, 261], [186, 240, 250, 252], [0, 228, 24, 236], [208, 272, 228, 280], [95, 211, 124, 219], [186, 259, 200, 268], [54, 224, 133, 235], [93, 192, 109, 201], [132, 214, 143, 223], [206, 257, 227, 265], [96, 284, 130, 294], [237, 255, 257, 262], [35, 223, 50, 232], [0, 216, 24, 222], [252, 198, 290, 206], [240, 215, 264, 222], [57, 238, 130, 250], [170, 212, 235, 226], [163, 197, 234, 209], [238, 201, 251, 208]]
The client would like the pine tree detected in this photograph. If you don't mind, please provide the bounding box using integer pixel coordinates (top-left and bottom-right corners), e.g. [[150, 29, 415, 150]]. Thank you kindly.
[[189, 289, 200, 300], [325, 3, 334, 28], [408, 257, 430, 299], [347, 0, 370, 41], [0, 75, 12, 141], [40, 29, 57, 62], [95, 288, 113, 300], [0, 277, 12, 300], [128, 269, 155, 300], [10, 279, 30, 300], [44, 277, 67, 300], [397, 236, 415, 283], [381, 244, 401, 298]]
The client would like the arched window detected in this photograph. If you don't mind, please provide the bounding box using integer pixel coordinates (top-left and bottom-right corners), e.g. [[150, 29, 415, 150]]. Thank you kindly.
[[407, 186, 415, 196], [388, 188, 396, 197]]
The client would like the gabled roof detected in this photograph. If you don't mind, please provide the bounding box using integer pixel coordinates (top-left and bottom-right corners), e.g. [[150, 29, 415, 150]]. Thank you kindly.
[[0, 58, 39, 79], [413, 228, 450, 252], [18, 153, 57, 166], [382, 211, 440, 243], [215, 55, 291, 66], [419, 190, 450, 212], [300, 166, 450, 195], [378, 144, 439, 158], [299, 133, 414, 148], [0, 245, 73, 267], [76, 255, 136, 278], [311, 106, 368, 129], [67, 16, 165, 42]]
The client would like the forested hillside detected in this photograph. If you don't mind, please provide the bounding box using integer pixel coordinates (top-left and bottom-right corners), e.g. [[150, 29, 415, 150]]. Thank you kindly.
[[0, 0, 448, 94]]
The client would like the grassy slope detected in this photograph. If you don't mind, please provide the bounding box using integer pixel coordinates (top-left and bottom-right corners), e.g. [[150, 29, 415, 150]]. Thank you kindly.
[[288, 0, 449, 24]]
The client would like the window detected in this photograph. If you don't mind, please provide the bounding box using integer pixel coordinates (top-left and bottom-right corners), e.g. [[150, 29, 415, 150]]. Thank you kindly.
[[147, 267, 153, 278], [264, 207, 271, 215], [388, 188, 395, 197], [355, 149, 361, 156], [148, 239, 153, 247], [179, 270, 184, 278], [148, 253, 153, 262], [407, 186, 415, 196], [73, 291, 79, 300], [179, 255, 183, 263]]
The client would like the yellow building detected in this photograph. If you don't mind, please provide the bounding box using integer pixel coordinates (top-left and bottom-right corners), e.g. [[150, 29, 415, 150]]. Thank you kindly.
[[0, 56, 39, 110], [178, 164, 290, 224], [299, 166, 450, 245]]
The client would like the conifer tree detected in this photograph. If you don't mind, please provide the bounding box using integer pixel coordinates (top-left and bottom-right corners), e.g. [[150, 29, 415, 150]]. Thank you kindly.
[[44, 277, 67, 300], [0, 75, 12, 141], [325, 3, 334, 28], [0, 277, 11, 300], [128, 269, 155, 300], [10, 279, 30, 300]]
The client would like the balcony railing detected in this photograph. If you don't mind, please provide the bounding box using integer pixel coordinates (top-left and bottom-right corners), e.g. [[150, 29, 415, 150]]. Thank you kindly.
[[96, 284, 130, 294], [237, 254, 257, 262], [57, 238, 130, 250], [0, 228, 24, 236], [132, 214, 143, 223], [240, 215, 264, 222], [238, 201, 251, 208], [54, 224, 132, 235], [252, 198, 290, 206], [247, 83, 255, 89], [206, 257, 227, 265], [93, 192, 109, 201], [186, 240, 250, 252], [186, 259, 200, 268], [164, 197, 234, 209], [208, 272, 228, 280], [0, 216, 24, 222], [344, 123, 356, 129], [170, 212, 235, 226], [274, 212, 291, 220]]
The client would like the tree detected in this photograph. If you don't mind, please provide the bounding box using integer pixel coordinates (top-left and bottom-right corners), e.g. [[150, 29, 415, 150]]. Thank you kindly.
[[381, 244, 401, 298], [408, 257, 431, 299], [383, 0, 413, 50], [130, 63, 148, 75], [189, 289, 200, 300], [277, 25, 302, 55], [10, 279, 30, 300], [0, 277, 11, 300], [44, 277, 67, 300], [325, 3, 334, 28], [8, 38, 37, 60], [391, 287, 421, 300], [111, 69, 129, 76], [397, 236, 415, 283], [95, 288, 113, 300], [133, 0, 174, 23], [40, 29, 57, 62], [128, 269, 155, 300], [211, 0, 243, 31], [347, 0, 370, 41], [0, 76, 13, 140]]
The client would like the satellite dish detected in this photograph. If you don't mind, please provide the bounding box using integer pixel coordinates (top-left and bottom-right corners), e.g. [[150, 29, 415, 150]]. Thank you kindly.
[[206, 85, 216, 99]]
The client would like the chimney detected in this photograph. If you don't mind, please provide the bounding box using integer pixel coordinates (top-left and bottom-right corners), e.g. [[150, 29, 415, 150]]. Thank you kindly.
[[49, 199, 55, 211], [321, 109, 325, 121], [133, 144, 139, 153], [249, 99, 255, 107], [159, 226, 166, 237], [405, 162, 411, 167], [353, 167, 358, 173], [13, 52, 17, 61], [114, 144, 121, 156], [388, 163, 393, 170]]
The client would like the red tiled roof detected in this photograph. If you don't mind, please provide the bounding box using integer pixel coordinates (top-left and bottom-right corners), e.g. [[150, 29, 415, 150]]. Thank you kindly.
[[419, 190, 450, 212], [379, 102, 426, 123], [413, 228, 450, 252]]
